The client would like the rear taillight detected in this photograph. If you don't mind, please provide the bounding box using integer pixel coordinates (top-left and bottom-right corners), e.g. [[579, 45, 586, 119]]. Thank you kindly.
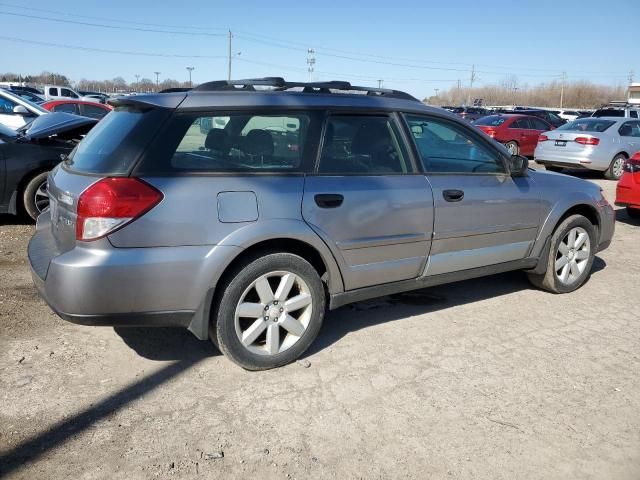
[[484, 128, 497, 138], [574, 136, 600, 146], [76, 178, 163, 241], [538, 134, 549, 142], [624, 152, 640, 173]]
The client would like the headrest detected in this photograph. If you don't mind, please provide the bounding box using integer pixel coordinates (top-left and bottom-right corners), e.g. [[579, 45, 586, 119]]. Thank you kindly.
[[244, 129, 274, 156], [205, 128, 230, 153]]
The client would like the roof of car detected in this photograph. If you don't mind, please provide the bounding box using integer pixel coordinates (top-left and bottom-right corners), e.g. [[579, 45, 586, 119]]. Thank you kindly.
[[108, 77, 442, 116]]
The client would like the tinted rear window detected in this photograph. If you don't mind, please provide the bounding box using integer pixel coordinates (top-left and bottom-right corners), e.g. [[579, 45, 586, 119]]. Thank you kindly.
[[473, 116, 506, 126], [557, 119, 615, 132], [64, 106, 169, 174]]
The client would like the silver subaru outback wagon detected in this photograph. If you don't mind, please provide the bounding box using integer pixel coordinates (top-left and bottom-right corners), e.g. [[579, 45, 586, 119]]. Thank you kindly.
[[28, 78, 615, 370]]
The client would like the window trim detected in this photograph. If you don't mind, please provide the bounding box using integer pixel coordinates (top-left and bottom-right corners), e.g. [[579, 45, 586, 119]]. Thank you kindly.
[[400, 112, 510, 176], [311, 110, 420, 176]]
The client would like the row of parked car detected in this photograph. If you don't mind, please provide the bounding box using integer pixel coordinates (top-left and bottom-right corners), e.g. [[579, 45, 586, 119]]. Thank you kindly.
[[440, 102, 640, 181]]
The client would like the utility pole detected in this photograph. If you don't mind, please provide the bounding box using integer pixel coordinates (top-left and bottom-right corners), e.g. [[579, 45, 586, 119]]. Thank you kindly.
[[186, 67, 195, 87], [307, 48, 315, 82], [154, 71, 160, 91], [467, 64, 476, 105], [560, 71, 566, 109], [434, 88, 439, 97], [377, 79, 384, 89], [135, 74, 140, 93], [227, 30, 233, 81], [629, 70, 635, 84]]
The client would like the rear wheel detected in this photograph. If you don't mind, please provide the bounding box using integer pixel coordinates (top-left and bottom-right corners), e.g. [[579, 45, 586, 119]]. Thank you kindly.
[[22, 172, 50, 221], [504, 141, 519, 155], [545, 166, 563, 173], [212, 252, 325, 370], [527, 214, 596, 294], [605, 154, 626, 180], [627, 207, 640, 219]]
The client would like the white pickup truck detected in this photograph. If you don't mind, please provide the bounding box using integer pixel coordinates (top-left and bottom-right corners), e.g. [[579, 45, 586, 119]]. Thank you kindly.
[[42, 85, 100, 103]]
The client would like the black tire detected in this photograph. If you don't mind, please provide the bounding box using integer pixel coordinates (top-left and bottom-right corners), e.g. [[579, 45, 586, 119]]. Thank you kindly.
[[212, 252, 325, 370], [527, 214, 597, 294], [504, 141, 519, 156], [22, 172, 50, 221], [545, 166, 563, 173], [605, 154, 626, 180], [627, 207, 640, 219]]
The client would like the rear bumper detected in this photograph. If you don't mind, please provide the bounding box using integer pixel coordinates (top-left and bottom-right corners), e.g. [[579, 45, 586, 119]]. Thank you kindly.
[[615, 175, 640, 209], [534, 148, 610, 171], [28, 213, 241, 328]]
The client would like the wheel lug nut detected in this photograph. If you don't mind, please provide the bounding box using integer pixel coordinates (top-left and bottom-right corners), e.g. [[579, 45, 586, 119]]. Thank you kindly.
[[279, 308, 284, 313], [264, 316, 269, 321], [274, 300, 278, 305]]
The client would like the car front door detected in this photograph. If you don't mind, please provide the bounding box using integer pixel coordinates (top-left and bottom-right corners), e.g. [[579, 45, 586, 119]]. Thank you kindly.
[[404, 113, 543, 276], [302, 113, 434, 291], [507, 118, 531, 155]]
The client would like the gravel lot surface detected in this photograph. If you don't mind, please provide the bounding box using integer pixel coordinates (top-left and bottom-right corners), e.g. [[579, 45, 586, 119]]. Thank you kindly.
[[1, 173, 639, 479]]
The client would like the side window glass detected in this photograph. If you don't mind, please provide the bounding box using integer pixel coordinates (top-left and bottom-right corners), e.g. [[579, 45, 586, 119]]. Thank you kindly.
[[48, 88, 57, 96], [53, 103, 78, 114], [630, 111, 638, 119], [61, 88, 77, 98], [317, 115, 410, 174], [0, 97, 16, 114], [405, 114, 504, 174], [619, 122, 634, 137], [168, 112, 315, 172], [82, 104, 108, 119]]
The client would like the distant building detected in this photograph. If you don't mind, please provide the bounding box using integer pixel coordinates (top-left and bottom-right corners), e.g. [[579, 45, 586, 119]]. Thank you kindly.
[[629, 83, 640, 104]]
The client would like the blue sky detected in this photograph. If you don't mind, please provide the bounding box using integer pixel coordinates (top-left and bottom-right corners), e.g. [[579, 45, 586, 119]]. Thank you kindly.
[[1, 0, 638, 98]]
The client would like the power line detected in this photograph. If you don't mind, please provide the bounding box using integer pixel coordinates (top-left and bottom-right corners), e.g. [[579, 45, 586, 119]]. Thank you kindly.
[[0, 11, 225, 36], [0, 35, 227, 59], [0, 1, 226, 31]]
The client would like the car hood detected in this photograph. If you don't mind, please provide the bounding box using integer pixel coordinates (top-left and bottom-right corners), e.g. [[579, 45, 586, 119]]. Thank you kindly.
[[20, 112, 98, 140]]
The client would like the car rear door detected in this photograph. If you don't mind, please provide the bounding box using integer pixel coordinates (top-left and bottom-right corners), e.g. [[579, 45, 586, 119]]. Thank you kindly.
[[301, 113, 434, 291], [403, 113, 542, 276], [507, 118, 530, 154]]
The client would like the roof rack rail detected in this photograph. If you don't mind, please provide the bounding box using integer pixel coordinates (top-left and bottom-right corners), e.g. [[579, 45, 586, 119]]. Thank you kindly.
[[192, 77, 418, 101]]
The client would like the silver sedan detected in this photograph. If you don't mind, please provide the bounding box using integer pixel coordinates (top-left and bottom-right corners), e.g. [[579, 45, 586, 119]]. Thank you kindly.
[[534, 117, 640, 179]]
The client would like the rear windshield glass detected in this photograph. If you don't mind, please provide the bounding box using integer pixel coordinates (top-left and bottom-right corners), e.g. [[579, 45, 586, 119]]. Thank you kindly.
[[135, 110, 322, 174], [557, 119, 615, 132], [64, 106, 169, 174], [592, 109, 624, 118], [473, 116, 506, 126]]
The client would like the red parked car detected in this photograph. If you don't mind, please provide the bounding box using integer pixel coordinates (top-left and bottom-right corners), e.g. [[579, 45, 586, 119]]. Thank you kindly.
[[473, 114, 553, 157], [41, 100, 112, 120], [615, 151, 640, 219]]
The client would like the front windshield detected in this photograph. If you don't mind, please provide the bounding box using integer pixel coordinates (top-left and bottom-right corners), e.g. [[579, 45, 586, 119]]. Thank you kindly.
[[557, 119, 615, 132]]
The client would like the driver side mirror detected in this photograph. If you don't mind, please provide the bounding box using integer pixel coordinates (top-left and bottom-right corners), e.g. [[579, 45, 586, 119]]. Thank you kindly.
[[13, 105, 32, 116], [509, 154, 529, 177]]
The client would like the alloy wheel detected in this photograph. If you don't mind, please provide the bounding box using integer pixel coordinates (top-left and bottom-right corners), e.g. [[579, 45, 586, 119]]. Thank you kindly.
[[554, 226, 590, 285], [612, 157, 625, 179], [34, 180, 49, 213], [234, 271, 313, 356]]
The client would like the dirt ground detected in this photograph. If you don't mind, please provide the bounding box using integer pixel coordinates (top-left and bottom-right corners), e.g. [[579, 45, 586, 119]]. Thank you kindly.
[[1, 173, 639, 480]]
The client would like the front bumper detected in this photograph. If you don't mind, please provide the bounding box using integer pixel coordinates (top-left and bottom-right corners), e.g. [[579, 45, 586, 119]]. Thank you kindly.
[[28, 214, 241, 328]]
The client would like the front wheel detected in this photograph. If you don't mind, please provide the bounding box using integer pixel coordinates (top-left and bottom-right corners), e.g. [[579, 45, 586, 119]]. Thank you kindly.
[[605, 154, 626, 180], [527, 214, 597, 293], [212, 252, 325, 370], [504, 141, 519, 156]]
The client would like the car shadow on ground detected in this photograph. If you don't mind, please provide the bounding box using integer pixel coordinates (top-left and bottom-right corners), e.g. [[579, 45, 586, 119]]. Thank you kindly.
[[114, 326, 220, 361], [112, 258, 607, 363], [0, 213, 32, 226], [615, 207, 640, 227]]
